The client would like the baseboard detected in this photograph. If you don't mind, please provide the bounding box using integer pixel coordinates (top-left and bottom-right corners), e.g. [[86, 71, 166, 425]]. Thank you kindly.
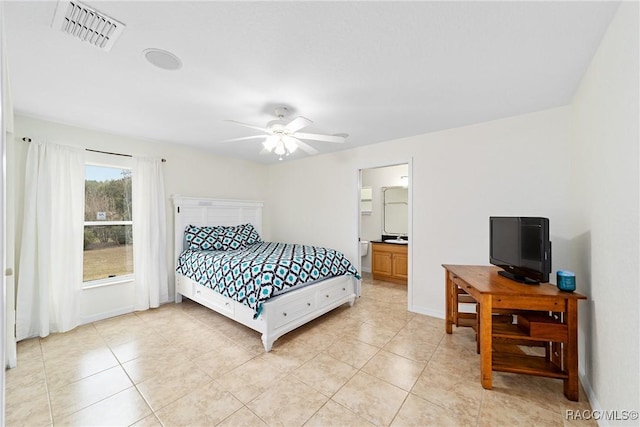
[[79, 295, 173, 325], [6, 308, 17, 368], [579, 369, 606, 426], [410, 305, 445, 319], [80, 305, 135, 324]]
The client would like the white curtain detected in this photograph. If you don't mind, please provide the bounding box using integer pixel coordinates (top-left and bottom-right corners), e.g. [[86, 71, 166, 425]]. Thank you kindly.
[[132, 157, 168, 310], [16, 141, 85, 340], [2, 2, 17, 366]]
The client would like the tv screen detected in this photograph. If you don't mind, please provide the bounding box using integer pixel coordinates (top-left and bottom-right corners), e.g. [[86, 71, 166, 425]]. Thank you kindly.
[[490, 217, 551, 284]]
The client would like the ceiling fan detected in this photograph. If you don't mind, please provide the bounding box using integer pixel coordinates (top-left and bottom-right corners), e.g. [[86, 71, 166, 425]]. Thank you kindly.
[[224, 107, 347, 160]]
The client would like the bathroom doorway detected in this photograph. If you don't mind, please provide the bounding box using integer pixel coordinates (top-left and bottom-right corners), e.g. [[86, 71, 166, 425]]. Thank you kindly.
[[358, 163, 411, 307]]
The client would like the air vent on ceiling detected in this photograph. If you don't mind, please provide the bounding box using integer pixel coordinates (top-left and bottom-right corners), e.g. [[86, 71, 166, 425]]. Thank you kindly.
[[51, 0, 125, 52]]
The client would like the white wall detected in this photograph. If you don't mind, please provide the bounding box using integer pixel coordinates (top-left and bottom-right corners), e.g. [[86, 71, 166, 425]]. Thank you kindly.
[[11, 114, 269, 322], [570, 2, 639, 423], [268, 106, 572, 318], [361, 164, 408, 272]]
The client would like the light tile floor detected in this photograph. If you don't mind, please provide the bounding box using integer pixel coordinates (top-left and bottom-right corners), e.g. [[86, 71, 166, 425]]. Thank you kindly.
[[6, 274, 595, 426]]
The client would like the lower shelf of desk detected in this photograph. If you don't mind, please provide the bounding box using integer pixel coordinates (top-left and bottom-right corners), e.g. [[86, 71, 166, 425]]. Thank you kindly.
[[493, 352, 568, 379], [491, 319, 568, 379]]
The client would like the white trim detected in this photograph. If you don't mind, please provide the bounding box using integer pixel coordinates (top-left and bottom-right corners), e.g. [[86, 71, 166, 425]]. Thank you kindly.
[[356, 158, 413, 311], [356, 169, 363, 277], [82, 275, 133, 289], [410, 305, 445, 319], [578, 369, 604, 426], [406, 158, 413, 311], [85, 221, 133, 226], [85, 154, 132, 168], [1, 6, 8, 423], [80, 305, 134, 324], [171, 195, 264, 209]]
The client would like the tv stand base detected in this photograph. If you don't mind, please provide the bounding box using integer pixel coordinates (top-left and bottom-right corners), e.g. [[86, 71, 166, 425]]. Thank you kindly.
[[498, 270, 539, 285]]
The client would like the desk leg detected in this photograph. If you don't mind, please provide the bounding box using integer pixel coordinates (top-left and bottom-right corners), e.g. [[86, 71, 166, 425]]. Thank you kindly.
[[445, 271, 454, 334], [479, 294, 493, 389], [564, 299, 580, 401]]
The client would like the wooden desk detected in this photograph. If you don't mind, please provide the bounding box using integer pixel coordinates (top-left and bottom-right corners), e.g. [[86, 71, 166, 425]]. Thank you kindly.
[[443, 264, 587, 401]]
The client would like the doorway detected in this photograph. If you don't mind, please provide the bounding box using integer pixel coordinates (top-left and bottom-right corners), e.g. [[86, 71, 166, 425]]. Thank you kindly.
[[358, 162, 411, 309]]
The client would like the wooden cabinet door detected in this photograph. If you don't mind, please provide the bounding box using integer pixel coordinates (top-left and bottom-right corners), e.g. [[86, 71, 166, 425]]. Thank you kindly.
[[372, 250, 392, 276], [392, 253, 408, 279], [372, 243, 407, 284]]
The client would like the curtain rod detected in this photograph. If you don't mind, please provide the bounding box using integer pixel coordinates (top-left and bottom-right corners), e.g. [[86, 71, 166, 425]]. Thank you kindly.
[[21, 137, 166, 163]]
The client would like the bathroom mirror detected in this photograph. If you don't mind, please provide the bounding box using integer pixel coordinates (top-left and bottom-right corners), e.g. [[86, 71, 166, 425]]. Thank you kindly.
[[383, 186, 408, 235]]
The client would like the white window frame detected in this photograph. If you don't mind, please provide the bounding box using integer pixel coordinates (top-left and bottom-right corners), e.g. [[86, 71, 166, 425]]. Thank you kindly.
[[83, 152, 134, 288]]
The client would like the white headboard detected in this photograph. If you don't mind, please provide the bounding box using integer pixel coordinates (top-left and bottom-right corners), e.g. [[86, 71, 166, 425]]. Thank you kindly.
[[171, 195, 264, 262]]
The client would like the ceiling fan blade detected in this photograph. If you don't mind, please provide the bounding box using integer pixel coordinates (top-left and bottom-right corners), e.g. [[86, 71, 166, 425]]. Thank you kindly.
[[290, 137, 319, 155], [285, 116, 313, 133], [293, 132, 346, 143], [224, 119, 271, 134], [221, 135, 266, 143]]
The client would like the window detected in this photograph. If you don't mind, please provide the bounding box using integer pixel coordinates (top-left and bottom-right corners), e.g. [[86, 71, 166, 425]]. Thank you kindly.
[[83, 164, 133, 283]]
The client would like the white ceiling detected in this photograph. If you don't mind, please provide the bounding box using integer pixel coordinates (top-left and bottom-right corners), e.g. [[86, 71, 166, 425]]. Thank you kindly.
[[4, 1, 619, 164]]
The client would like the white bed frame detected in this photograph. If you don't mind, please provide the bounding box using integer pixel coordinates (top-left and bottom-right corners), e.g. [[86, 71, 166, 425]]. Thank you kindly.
[[172, 195, 360, 351]]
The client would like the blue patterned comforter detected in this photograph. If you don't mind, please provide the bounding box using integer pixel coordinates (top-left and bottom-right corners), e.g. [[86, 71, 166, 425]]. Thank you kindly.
[[176, 242, 359, 314]]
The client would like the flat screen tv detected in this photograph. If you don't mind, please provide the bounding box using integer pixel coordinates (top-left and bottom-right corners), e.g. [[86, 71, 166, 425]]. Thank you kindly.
[[489, 217, 551, 284]]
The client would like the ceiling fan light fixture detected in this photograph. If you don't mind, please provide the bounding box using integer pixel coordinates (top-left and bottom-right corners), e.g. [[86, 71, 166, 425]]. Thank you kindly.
[[274, 140, 286, 156], [266, 120, 287, 130], [263, 136, 278, 152], [224, 106, 347, 160], [283, 137, 298, 154]]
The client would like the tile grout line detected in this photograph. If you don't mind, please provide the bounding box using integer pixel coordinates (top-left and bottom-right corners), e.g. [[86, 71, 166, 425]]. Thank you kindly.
[[304, 289, 410, 427], [38, 337, 56, 427], [161, 303, 268, 425]]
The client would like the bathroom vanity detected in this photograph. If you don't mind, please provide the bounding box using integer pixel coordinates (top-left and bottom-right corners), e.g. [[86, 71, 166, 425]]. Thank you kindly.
[[371, 241, 408, 285]]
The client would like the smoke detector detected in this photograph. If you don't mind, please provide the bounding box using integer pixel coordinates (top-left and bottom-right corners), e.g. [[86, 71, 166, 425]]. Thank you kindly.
[[51, 1, 125, 52]]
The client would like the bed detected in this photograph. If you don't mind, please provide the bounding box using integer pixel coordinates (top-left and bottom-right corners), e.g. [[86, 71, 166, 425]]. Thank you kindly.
[[172, 195, 361, 351]]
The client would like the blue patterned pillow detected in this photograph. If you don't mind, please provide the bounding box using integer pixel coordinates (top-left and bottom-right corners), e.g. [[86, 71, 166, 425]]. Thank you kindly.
[[235, 223, 262, 246], [215, 224, 261, 250], [184, 225, 223, 251], [185, 223, 262, 251]]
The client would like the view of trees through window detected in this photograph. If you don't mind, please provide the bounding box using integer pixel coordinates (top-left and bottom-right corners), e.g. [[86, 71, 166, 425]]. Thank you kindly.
[[83, 165, 133, 282]]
